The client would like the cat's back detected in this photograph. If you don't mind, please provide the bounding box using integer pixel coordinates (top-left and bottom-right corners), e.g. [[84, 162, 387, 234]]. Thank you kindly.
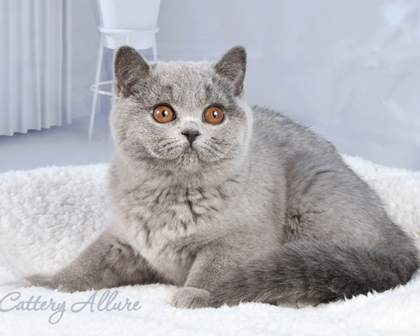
[[247, 106, 401, 247], [249, 106, 341, 177], [249, 105, 372, 203]]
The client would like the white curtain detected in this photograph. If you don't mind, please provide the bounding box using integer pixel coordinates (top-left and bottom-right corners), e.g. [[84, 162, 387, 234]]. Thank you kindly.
[[0, 0, 71, 136]]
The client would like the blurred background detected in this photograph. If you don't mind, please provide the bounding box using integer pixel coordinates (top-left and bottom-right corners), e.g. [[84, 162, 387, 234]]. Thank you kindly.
[[0, 0, 419, 173]]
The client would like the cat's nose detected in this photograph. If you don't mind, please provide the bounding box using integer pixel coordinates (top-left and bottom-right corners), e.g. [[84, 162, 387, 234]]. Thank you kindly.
[[181, 130, 201, 144]]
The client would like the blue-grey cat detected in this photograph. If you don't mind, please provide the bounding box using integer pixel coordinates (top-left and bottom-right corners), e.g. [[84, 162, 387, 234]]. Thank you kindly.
[[29, 46, 419, 308]]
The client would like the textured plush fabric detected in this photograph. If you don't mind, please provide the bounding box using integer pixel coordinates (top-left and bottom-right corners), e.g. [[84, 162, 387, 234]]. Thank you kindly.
[[0, 156, 419, 335]]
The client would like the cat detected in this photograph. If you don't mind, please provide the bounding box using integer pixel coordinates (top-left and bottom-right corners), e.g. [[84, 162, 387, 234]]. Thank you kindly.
[[29, 45, 419, 309]]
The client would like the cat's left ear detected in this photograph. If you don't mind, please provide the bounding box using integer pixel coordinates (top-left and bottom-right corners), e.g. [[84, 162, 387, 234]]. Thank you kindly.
[[114, 45, 150, 97], [213, 46, 247, 96]]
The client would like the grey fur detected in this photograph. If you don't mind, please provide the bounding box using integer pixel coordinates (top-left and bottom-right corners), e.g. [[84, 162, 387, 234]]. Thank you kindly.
[[28, 45, 419, 309]]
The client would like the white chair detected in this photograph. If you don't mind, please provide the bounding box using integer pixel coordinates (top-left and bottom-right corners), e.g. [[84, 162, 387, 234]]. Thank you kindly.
[[88, 26, 159, 142]]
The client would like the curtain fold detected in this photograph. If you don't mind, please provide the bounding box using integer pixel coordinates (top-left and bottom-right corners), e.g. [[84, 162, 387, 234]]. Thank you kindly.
[[0, 0, 71, 136]]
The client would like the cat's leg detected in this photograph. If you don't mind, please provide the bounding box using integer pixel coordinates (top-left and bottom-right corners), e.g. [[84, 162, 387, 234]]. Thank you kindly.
[[171, 242, 234, 309], [28, 229, 163, 292]]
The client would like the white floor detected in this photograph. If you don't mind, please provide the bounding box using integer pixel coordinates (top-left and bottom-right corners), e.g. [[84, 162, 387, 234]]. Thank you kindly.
[[0, 113, 115, 174]]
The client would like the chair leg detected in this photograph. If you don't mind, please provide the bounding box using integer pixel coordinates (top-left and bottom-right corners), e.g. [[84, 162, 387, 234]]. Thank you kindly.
[[89, 39, 104, 142], [152, 36, 158, 62]]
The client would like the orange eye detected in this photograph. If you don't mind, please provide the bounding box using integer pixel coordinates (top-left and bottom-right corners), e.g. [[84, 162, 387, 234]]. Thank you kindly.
[[153, 105, 175, 123], [204, 106, 224, 124]]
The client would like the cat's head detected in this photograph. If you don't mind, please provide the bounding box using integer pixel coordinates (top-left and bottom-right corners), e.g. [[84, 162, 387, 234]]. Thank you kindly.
[[110, 46, 253, 184]]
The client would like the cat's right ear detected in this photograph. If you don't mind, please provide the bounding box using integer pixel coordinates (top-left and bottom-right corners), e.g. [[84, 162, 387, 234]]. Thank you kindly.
[[114, 46, 150, 97], [213, 46, 247, 96]]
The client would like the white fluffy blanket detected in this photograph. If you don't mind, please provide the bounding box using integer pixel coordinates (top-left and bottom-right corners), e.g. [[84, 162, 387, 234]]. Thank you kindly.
[[0, 156, 419, 335]]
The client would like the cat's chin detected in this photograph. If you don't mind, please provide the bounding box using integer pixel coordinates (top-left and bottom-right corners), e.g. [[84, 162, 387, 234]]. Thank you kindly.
[[179, 148, 201, 170], [177, 147, 226, 178]]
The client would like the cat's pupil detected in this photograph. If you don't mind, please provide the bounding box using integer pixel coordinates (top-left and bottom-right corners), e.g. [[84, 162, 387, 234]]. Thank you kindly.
[[162, 110, 168, 118], [212, 111, 218, 119]]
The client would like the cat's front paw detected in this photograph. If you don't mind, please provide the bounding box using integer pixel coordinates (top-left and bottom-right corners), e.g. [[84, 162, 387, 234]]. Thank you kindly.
[[171, 287, 211, 309], [27, 274, 79, 292], [27, 274, 59, 290]]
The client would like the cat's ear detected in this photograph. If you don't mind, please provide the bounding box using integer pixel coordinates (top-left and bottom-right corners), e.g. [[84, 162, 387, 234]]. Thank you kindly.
[[213, 46, 247, 96], [114, 46, 150, 97]]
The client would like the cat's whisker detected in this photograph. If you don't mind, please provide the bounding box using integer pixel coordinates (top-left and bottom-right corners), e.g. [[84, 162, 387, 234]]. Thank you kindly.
[[210, 137, 224, 145], [154, 139, 184, 157], [198, 145, 225, 162], [202, 142, 225, 157], [159, 138, 178, 149]]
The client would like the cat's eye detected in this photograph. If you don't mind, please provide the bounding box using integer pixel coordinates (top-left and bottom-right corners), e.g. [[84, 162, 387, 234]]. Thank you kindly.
[[153, 105, 175, 123], [204, 106, 224, 124]]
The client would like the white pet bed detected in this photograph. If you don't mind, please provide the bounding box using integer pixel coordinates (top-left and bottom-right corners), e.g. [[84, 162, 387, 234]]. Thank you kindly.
[[0, 156, 419, 335]]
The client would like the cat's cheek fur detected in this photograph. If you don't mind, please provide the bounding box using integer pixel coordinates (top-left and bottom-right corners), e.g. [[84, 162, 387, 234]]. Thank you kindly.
[[232, 98, 254, 168]]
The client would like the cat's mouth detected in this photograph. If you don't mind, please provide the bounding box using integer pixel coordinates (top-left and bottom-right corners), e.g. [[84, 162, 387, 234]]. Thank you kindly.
[[182, 142, 212, 164], [177, 140, 227, 164], [183, 143, 200, 159], [185, 146, 194, 153], [182, 140, 198, 152]]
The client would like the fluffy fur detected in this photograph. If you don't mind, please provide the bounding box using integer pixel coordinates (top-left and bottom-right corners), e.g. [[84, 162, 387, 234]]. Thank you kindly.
[[28, 46, 419, 308]]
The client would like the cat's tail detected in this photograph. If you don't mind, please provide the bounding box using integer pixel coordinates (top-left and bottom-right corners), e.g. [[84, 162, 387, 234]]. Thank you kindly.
[[210, 240, 419, 307]]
